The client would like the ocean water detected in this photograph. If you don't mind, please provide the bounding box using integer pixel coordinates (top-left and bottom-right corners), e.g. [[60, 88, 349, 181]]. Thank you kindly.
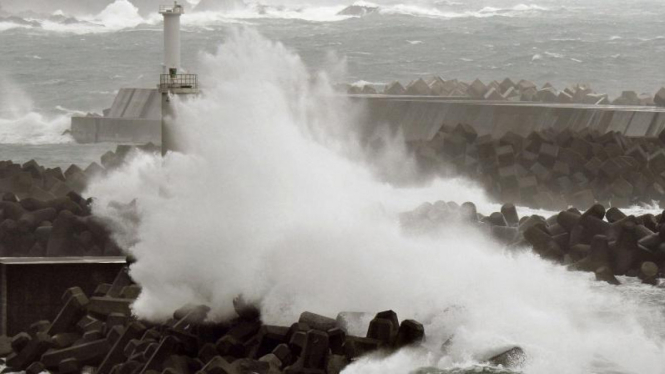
[[1, 0, 664, 163], [1, 2, 665, 374]]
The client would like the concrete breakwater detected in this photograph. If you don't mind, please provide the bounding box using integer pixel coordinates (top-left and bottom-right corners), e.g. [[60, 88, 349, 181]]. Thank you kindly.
[[406, 122, 665, 210], [403, 200, 664, 286], [347, 77, 665, 107], [353, 96, 665, 141], [0, 267, 523, 374], [0, 144, 158, 257], [1, 198, 659, 374]]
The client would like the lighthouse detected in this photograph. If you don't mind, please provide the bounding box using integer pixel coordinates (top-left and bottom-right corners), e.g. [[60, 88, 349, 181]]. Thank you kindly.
[[69, 2, 199, 148], [160, 1, 183, 75], [159, 1, 198, 153], [158, 1, 197, 94]]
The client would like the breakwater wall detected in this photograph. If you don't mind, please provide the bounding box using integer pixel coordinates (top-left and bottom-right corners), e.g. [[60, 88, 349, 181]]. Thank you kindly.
[[353, 96, 665, 142]]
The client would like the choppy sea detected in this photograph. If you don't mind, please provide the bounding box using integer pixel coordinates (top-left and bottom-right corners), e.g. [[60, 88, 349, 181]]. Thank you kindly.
[[1, 0, 665, 167]]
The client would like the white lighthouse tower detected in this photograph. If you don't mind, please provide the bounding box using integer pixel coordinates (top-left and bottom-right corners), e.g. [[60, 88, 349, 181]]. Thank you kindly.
[[160, 1, 183, 75], [159, 1, 198, 153]]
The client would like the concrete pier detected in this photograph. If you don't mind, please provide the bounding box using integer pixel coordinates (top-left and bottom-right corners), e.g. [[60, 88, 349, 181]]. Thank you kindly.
[[71, 93, 665, 146], [352, 95, 665, 142], [0, 257, 126, 336], [71, 88, 161, 144]]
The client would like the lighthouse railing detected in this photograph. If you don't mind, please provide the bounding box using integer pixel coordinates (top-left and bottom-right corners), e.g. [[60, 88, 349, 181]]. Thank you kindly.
[[159, 74, 197, 92]]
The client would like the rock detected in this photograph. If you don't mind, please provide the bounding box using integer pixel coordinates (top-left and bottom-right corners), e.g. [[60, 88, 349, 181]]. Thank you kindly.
[[488, 346, 526, 368]]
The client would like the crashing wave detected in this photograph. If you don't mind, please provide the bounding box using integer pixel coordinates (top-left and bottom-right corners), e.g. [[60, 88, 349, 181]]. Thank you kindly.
[[337, 1, 380, 17]]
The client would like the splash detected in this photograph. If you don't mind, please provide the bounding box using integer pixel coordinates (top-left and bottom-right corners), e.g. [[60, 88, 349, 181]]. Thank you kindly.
[[88, 27, 665, 374], [0, 76, 72, 144]]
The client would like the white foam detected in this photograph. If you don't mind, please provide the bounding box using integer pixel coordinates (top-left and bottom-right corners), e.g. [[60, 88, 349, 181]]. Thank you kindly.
[[88, 27, 665, 374], [0, 76, 73, 144]]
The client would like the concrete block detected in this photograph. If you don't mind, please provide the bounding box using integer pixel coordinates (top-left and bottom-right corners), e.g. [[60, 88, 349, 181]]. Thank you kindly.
[[384, 81, 406, 95], [327, 354, 349, 374], [496, 145, 515, 167], [216, 335, 246, 358], [48, 292, 90, 335], [394, 319, 424, 349], [654, 87, 665, 107], [466, 79, 487, 99], [569, 189, 595, 210], [483, 87, 504, 101], [405, 78, 431, 95], [487, 346, 526, 368], [569, 235, 611, 272], [499, 78, 516, 93], [558, 91, 573, 104], [88, 297, 133, 317], [272, 344, 293, 366], [200, 355, 232, 374], [6, 332, 52, 370], [298, 312, 336, 332], [256, 325, 289, 358], [649, 150, 665, 174], [11, 332, 31, 352], [537, 88, 558, 103], [583, 157, 603, 177], [538, 143, 559, 167], [610, 177, 634, 198], [343, 336, 381, 360], [41, 338, 111, 368], [428, 77, 449, 96], [25, 361, 45, 374], [140, 336, 178, 373]]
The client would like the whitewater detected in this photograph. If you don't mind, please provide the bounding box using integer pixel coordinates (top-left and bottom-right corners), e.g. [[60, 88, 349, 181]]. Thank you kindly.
[[81, 27, 665, 374], [1, 1, 665, 373]]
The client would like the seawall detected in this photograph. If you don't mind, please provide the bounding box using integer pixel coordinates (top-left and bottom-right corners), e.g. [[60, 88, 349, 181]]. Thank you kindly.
[[353, 95, 665, 142]]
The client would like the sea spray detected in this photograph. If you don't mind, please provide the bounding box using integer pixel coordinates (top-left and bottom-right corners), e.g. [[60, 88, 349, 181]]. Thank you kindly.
[[88, 28, 665, 373], [0, 75, 72, 144]]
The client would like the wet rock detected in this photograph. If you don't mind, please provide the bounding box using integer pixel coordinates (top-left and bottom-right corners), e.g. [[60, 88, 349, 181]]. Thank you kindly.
[[487, 346, 526, 368]]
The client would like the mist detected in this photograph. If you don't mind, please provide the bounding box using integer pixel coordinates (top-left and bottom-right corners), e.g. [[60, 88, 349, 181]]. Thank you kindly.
[[86, 27, 665, 373]]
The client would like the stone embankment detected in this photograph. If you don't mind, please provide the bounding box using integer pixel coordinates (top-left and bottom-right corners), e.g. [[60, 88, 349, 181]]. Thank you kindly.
[[346, 77, 665, 107], [0, 144, 158, 257]]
